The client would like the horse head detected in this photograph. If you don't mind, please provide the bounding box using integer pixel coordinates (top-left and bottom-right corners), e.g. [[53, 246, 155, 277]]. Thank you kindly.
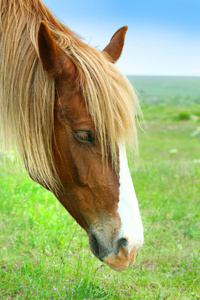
[[37, 22, 143, 271]]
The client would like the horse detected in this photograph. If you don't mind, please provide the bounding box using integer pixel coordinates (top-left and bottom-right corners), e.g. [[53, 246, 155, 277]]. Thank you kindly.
[[0, 0, 143, 271]]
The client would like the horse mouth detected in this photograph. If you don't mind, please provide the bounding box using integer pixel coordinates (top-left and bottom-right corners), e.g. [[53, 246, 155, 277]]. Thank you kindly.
[[89, 233, 112, 261], [102, 246, 138, 271], [88, 232, 139, 271]]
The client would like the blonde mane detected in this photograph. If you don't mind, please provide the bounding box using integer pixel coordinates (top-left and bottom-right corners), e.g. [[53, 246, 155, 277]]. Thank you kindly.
[[0, 0, 141, 191]]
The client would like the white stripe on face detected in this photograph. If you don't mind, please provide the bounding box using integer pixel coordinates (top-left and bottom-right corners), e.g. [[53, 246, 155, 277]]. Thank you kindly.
[[118, 144, 144, 250]]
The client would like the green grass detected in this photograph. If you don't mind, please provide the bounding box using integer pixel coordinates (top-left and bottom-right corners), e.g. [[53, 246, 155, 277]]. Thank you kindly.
[[1, 77, 200, 299], [128, 76, 200, 105]]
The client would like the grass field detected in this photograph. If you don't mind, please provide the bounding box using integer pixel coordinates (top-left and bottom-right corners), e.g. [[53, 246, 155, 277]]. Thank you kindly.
[[1, 76, 200, 299], [129, 76, 200, 105]]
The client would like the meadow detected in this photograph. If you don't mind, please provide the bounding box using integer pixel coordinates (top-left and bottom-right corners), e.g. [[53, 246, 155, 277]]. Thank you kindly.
[[0, 76, 200, 299]]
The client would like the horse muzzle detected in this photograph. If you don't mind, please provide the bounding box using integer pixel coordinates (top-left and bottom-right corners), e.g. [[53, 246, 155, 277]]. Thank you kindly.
[[88, 231, 142, 271]]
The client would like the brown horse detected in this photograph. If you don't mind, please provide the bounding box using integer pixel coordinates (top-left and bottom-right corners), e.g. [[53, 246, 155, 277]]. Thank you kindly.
[[0, 0, 143, 271]]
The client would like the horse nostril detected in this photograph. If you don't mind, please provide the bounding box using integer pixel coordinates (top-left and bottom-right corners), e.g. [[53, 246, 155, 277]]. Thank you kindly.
[[118, 238, 129, 257], [119, 238, 129, 247], [89, 234, 130, 261]]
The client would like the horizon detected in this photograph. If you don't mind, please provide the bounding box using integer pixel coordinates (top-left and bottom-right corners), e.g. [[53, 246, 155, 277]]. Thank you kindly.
[[42, 0, 200, 77], [127, 74, 200, 77]]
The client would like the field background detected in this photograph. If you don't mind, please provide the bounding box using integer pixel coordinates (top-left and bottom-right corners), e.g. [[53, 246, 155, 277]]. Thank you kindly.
[[0, 76, 200, 299]]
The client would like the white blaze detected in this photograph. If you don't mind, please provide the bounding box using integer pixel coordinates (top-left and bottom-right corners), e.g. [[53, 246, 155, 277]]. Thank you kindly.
[[118, 144, 144, 250]]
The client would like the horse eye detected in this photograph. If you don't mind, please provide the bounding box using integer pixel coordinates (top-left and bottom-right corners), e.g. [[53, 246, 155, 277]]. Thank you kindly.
[[74, 131, 94, 144]]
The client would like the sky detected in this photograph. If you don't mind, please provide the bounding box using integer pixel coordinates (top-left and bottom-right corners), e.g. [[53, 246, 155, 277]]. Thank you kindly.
[[42, 0, 200, 76]]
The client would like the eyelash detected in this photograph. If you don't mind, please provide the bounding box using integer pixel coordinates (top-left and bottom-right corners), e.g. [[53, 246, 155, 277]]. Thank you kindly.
[[74, 131, 95, 145]]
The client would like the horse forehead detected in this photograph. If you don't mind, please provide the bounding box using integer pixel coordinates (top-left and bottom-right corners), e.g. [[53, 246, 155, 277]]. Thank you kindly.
[[55, 81, 92, 124]]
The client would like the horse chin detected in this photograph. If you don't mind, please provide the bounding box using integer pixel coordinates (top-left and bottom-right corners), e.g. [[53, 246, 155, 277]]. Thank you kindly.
[[102, 246, 138, 271]]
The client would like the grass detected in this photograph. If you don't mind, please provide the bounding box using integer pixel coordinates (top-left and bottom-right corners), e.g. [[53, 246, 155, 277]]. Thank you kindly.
[[1, 77, 200, 299], [128, 76, 200, 105]]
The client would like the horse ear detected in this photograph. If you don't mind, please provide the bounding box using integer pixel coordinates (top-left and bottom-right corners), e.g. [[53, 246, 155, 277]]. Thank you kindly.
[[38, 21, 76, 81], [103, 26, 128, 63]]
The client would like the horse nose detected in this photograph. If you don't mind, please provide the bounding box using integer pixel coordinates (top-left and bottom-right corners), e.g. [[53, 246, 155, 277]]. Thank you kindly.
[[118, 238, 129, 257], [89, 233, 109, 260], [89, 233, 129, 260]]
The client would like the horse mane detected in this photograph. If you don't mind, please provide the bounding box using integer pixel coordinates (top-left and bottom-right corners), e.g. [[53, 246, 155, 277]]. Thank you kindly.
[[0, 0, 141, 192]]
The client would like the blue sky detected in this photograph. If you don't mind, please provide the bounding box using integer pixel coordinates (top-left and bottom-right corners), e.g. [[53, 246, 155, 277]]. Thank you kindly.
[[43, 0, 200, 76]]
